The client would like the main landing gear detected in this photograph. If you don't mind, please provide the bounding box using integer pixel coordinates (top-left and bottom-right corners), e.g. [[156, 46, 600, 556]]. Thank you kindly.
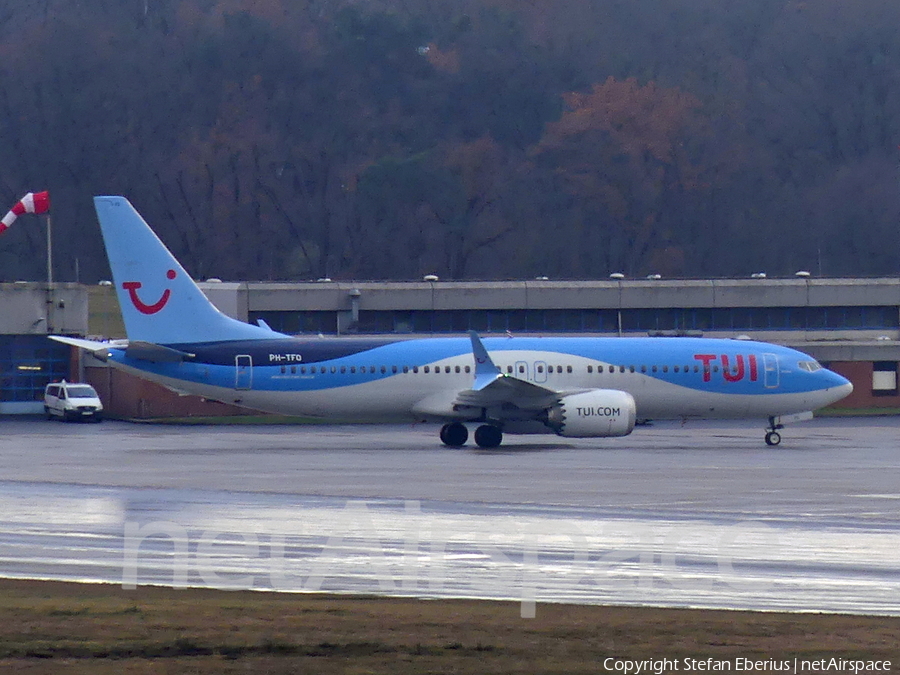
[[439, 422, 503, 449], [439, 422, 468, 447], [764, 416, 784, 446]]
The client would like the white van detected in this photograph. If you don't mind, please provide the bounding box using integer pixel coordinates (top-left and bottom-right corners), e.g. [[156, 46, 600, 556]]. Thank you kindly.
[[44, 381, 104, 422]]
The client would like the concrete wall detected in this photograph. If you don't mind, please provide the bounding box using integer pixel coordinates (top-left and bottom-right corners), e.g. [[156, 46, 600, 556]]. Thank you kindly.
[[197, 282, 250, 323], [0, 283, 88, 335], [230, 278, 900, 313], [87, 285, 125, 338]]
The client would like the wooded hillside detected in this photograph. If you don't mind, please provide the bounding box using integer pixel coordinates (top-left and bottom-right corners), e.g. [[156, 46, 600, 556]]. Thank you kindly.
[[1, 0, 898, 281]]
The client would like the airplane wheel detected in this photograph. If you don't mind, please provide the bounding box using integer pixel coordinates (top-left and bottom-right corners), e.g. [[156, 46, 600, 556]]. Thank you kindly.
[[440, 422, 468, 447], [474, 424, 503, 449], [765, 431, 781, 446]]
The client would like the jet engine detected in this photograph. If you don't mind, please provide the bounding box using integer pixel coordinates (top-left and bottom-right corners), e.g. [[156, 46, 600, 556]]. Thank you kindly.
[[546, 389, 637, 438]]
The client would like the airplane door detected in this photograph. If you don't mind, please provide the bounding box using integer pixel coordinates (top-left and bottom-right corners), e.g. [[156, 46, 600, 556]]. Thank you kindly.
[[514, 360, 530, 381], [533, 360, 548, 384], [763, 353, 779, 388], [235, 354, 252, 390]]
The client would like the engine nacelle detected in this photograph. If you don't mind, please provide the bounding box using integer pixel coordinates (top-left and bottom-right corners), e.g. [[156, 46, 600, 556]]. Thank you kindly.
[[547, 389, 637, 438]]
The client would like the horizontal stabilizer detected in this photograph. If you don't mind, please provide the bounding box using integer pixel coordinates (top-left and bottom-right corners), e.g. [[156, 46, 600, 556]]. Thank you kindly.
[[48, 335, 124, 361]]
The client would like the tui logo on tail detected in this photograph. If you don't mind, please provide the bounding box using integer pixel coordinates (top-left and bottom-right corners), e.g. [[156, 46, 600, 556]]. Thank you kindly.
[[122, 269, 176, 315]]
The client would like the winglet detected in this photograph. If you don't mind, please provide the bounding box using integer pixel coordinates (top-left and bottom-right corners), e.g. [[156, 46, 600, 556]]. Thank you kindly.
[[469, 331, 502, 391]]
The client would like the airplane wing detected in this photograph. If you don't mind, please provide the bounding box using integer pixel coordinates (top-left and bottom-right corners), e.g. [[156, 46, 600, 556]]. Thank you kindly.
[[454, 332, 561, 412]]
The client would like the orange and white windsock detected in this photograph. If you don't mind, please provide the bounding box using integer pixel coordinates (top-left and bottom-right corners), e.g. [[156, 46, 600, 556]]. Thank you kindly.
[[0, 191, 50, 235]]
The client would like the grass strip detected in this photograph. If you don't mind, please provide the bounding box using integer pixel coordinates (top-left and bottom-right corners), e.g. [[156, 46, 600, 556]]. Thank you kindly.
[[0, 579, 897, 674]]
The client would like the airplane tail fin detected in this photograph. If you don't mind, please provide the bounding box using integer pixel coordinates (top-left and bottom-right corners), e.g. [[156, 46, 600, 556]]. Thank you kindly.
[[93, 196, 282, 345]]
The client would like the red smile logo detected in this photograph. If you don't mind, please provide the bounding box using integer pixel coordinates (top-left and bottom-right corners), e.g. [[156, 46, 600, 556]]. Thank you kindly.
[[123, 269, 176, 315]]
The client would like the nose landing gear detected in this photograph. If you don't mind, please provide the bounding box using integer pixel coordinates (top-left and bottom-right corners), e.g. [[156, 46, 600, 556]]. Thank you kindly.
[[765, 416, 784, 446]]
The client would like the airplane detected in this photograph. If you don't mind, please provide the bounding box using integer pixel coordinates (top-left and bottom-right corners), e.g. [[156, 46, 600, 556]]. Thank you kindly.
[[52, 196, 853, 448]]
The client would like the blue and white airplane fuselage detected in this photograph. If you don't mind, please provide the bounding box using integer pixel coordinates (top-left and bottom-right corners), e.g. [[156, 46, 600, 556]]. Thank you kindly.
[[53, 197, 852, 448]]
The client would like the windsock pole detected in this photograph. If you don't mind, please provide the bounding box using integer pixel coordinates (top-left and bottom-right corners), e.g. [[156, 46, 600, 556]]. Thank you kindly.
[[46, 213, 52, 286], [46, 213, 53, 332]]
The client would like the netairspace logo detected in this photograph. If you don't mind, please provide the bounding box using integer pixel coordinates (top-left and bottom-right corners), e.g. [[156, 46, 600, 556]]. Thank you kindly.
[[121, 500, 787, 619]]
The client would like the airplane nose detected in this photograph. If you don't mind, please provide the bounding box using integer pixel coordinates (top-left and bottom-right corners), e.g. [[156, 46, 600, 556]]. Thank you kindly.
[[824, 372, 853, 405]]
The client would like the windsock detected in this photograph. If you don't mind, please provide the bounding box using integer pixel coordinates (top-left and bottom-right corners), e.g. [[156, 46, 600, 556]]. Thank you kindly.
[[0, 191, 50, 235]]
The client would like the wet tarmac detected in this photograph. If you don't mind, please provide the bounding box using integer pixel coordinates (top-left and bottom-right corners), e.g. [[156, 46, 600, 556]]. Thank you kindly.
[[1, 416, 898, 615]]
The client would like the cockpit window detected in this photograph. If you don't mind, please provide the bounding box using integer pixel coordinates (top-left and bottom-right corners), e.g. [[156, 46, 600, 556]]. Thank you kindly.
[[797, 361, 822, 372]]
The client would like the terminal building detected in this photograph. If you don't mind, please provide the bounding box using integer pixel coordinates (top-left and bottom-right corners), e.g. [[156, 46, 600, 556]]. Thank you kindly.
[[2, 276, 899, 416]]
